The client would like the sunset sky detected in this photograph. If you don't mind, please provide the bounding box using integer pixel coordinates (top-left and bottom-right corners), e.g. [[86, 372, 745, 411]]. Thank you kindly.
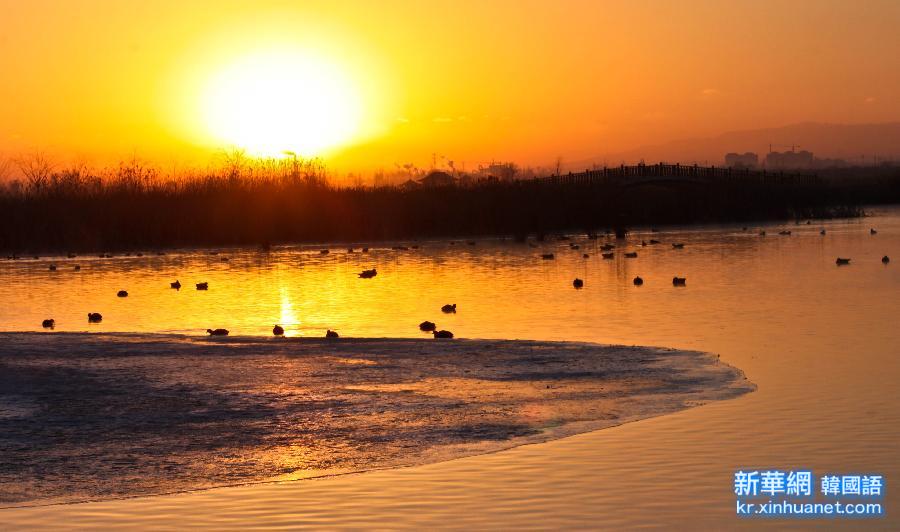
[[1, 0, 898, 174]]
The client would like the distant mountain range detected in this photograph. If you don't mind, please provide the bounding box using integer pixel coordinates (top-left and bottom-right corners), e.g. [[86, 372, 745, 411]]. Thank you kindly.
[[605, 122, 900, 166]]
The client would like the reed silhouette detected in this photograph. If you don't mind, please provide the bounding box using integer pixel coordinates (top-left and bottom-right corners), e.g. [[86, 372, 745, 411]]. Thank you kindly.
[[0, 158, 891, 254]]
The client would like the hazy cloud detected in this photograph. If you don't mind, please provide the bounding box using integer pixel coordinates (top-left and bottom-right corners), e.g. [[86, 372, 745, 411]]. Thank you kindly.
[[641, 111, 666, 121]]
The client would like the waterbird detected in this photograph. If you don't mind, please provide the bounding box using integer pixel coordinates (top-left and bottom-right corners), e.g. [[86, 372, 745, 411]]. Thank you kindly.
[[649, 239, 661, 245], [441, 304, 457, 313], [170, 280, 181, 289], [633, 276, 644, 286], [625, 252, 638, 258], [88, 312, 102, 323], [117, 290, 128, 298], [42, 319, 55, 329], [320, 249, 330, 254], [672, 243, 685, 249], [419, 321, 437, 332], [602, 252, 614, 259], [779, 230, 792, 236], [600, 243, 615, 251], [49, 264, 57, 271], [821, 229, 826, 235], [583, 253, 589, 258], [641, 241, 647, 247], [207, 328, 229, 336], [672, 277, 687, 286], [433, 330, 454, 339], [326, 329, 339, 338], [196, 282, 208, 290], [74, 265, 81, 271], [358, 268, 377, 278], [273, 325, 284, 336], [871, 228, 878, 235], [883, 256, 890, 263], [570, 243, 580, 250], [541, 253, 555, 260], [835, 258, 851, 265], [573, 278, 584, 289]]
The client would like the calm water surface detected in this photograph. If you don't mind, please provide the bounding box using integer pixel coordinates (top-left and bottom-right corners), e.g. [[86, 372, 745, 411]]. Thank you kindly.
[[1, 207, 899, 527]]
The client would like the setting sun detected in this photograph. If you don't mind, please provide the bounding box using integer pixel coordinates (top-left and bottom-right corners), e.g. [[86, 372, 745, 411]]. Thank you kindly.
[[201, 50, 362, 157]]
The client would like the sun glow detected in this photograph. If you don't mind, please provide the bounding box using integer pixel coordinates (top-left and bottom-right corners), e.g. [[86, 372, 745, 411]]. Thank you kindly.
[[202, 50, 363, 157]]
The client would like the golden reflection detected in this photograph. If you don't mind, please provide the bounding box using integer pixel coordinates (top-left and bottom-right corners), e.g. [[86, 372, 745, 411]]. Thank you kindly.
[[278, 287, 300, 336]]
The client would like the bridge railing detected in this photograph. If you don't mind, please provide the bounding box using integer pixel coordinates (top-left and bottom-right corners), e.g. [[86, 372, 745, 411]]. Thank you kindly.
[[519, 163, 818, 187]]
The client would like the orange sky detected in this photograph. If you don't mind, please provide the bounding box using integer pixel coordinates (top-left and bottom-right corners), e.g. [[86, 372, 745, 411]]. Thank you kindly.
[[1, 0, 898, 175]]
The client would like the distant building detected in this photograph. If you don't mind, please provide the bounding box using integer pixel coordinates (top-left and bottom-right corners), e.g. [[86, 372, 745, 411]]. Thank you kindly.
[[766, 150, 814, 169], [399, 179, 421, 190], [373, 170, 388, 188], [724, 152, 759, 168], [479, 162, 519, 181], [418, 170, 456, 187]]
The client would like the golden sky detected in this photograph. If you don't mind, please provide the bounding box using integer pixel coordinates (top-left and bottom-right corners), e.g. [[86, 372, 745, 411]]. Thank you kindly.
[[1, 0, 898, 173]]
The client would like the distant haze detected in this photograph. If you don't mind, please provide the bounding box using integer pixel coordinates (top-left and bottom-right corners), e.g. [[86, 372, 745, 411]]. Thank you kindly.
[[596, 122, 900, 168], [0, 1, 898, 173]]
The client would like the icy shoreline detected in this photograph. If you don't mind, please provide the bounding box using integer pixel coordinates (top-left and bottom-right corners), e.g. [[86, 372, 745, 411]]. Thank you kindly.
[[0, 333, 754, 506]]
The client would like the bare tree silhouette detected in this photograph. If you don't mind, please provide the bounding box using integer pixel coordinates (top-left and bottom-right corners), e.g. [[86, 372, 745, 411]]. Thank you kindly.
[[14, 152, 55, 192]]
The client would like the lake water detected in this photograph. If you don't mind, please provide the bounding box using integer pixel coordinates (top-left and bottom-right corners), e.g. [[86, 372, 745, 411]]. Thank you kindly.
[[1, 206, 898, 526]]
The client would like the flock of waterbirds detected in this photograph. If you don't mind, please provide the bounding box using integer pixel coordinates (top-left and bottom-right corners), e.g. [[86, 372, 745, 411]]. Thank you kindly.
[[19, 224, 890, 335]]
